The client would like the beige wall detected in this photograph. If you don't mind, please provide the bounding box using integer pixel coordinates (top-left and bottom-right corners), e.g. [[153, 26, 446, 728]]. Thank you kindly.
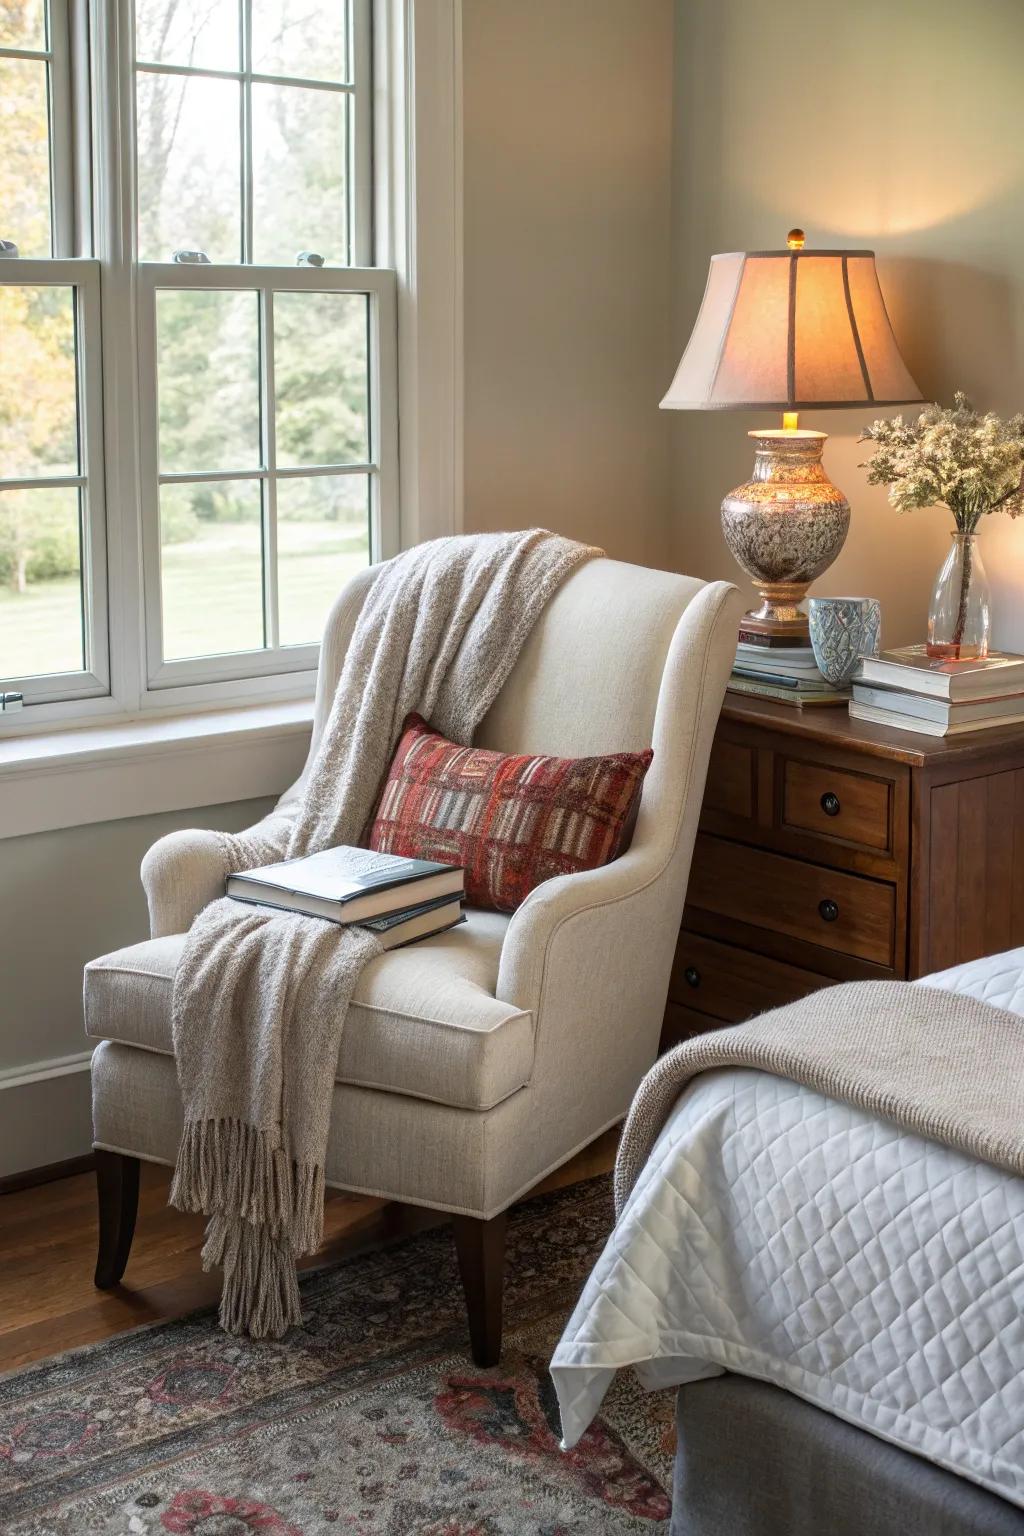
[[462, 0, 676, 567], [0, 799, 274, 1176], [670, 0, 1024, 649]]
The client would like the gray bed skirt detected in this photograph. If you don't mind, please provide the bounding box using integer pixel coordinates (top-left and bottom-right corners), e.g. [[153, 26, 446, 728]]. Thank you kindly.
[[671, 1376, 1022, 1536]]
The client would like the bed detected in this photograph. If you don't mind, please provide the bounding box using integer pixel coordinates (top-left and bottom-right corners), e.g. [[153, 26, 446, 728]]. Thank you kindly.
[[550, 948, 1024, 1531]]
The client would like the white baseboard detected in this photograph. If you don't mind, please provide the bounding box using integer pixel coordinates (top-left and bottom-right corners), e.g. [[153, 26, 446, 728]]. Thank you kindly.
[[0, 1051, 94, 1179]]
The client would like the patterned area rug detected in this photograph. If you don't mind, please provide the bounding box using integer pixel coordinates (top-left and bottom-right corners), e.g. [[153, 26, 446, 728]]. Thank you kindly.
[[0, 1177, 675, 1534]]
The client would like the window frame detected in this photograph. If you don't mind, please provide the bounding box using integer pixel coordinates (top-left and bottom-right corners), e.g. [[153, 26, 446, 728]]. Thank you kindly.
[[1, 0, 465, 744], [0, 0, 75, 258], [2, 0, 396, 725], [130, 0, 373, 270], [135, 259, 399, 693], [0, 258, 110, 706]]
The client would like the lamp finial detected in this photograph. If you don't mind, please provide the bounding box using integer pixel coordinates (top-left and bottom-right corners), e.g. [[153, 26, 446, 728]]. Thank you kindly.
[[787, 228, 805, 250]]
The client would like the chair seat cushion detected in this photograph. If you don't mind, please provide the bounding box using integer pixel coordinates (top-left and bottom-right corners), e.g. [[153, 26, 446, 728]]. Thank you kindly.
[[85, 910, 533, 1112]]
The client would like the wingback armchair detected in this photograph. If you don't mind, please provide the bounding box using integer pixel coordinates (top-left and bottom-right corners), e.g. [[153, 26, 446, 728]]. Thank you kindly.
[[84, 556, 743, 1362]]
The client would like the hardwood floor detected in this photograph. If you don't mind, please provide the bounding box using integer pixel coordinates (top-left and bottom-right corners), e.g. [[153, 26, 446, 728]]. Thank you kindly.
[[0, 1131, 618, 1375]]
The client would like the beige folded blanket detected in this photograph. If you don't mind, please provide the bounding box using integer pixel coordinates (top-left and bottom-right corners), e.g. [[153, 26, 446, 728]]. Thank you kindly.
[[615, 979, 1024, 1215], [170, 529, 599, 1337]]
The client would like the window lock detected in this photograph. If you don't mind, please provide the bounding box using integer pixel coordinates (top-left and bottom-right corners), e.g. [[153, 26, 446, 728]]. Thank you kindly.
[[1, 691, 25, 712], [0, 240, 19, 258]]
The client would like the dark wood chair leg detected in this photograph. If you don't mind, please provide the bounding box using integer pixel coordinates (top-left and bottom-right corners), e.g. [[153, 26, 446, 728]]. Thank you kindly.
[[452, 1211, 506, 1368], [94, 1149, 140, 1289]]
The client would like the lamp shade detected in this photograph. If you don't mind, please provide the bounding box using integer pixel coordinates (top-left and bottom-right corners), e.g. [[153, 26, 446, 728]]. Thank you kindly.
[[661, 248, 921, 411]]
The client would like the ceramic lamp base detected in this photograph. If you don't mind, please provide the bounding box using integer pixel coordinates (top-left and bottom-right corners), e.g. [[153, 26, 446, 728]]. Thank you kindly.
[[721, 429, 850, 641]]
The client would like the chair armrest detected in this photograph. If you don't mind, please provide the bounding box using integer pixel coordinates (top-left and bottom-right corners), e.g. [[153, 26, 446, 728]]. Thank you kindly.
[[495, 578, 742, 1071], [495, 848, 652, 1012], [141, 811, 295, 938]]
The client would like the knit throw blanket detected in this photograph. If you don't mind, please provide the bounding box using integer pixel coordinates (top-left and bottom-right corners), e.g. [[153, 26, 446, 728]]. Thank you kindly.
[[170, 529, 599, 1338], [614, 978, 1024, 1215]]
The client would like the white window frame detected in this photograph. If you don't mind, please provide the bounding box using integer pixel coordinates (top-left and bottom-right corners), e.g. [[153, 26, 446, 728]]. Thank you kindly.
[[0, 259, 109, 705], [0, 0, 75, 256], [1, 0, 463, 742], [131, 0, 373, 269], [136, 261, 398, 693]]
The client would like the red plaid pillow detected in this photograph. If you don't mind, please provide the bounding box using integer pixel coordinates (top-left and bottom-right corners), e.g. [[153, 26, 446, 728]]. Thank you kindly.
[[368, 713, 653, 913]]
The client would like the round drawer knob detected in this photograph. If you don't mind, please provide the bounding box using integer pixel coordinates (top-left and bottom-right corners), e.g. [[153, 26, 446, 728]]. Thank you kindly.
[[820, 791, 841, 818], [684, 965, 701, 989], [818, 898, 839, 923]]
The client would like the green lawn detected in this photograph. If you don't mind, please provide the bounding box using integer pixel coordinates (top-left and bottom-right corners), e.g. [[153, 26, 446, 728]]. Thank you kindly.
[[0, 520, 370, 680]]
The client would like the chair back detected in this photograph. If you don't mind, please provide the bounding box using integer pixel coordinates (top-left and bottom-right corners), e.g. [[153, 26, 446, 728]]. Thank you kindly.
[[476, 558, 708, 758]]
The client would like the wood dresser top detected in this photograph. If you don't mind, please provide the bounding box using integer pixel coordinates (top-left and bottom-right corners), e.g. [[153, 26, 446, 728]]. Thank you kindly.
[[720, 693, 1024, 769]]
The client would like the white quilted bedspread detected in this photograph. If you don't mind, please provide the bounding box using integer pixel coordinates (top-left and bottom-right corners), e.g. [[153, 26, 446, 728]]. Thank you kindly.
[[550, 950, 1024, 1507]]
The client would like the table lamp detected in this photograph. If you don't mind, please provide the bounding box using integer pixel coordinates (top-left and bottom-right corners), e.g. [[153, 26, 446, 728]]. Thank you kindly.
[[662, 231, 922, 638]]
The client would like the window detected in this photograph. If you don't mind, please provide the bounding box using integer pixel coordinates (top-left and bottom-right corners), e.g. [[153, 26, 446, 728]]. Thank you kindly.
[[0, 0, 397, 721], [0, 267, 108, 702]]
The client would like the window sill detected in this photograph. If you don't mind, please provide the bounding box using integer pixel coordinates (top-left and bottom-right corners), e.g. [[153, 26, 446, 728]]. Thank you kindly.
[[0, 699, 314, 840]]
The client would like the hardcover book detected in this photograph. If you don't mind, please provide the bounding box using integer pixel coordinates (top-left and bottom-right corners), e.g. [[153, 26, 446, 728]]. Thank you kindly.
[[852, 682, 1024, 726], [849, 701, 1024, 737], [357, 895, 466, 948], [227, 845, 464, 924], [857, 646, 1024, 700], [726, 675, 849, 708]]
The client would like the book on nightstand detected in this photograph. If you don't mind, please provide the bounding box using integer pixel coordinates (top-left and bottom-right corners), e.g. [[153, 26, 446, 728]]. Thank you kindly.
[[727, 675, 851, 707], [728, 636, 849, 707], [857, 646, 1024, 699], [850, 647, 1024, 735]]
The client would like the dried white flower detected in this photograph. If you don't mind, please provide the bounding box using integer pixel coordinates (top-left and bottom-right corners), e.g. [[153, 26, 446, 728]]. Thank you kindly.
[[859, 392, 1024, 531]]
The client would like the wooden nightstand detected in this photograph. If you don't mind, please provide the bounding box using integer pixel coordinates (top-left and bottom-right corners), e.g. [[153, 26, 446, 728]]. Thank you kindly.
[[664, 692, 1024, 1043]]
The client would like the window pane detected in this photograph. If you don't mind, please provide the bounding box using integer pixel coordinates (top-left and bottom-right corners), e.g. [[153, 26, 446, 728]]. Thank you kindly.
[[274, 291, 367, 467], [252, 83, 347, 266], [277, 474, 368, 646], [135, 0, 239, 71], [0, 487, 83, 678], [156, 290, 260, 472], [0, 0, 45, 50], [160, 480, 264, 659], [251, 0, 348, 83], [0, 56, 52, 258], [136, 73, 242, 263], [0, 285, 78, 478]]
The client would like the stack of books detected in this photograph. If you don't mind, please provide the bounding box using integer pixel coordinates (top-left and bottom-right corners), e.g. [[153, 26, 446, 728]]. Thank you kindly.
[[227, 845, 465, 948], [727, 633, 849, 708], [851, 647, 1024, 736]]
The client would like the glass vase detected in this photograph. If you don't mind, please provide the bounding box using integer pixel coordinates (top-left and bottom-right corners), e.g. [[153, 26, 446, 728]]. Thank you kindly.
[[926, 532, 991, 660]]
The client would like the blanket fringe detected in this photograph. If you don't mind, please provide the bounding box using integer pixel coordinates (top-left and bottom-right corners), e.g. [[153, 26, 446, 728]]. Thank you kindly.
[[170, 1117, 325, 1322], [200, 1212, 303, 1338], [170, 1116, 325, 1252]]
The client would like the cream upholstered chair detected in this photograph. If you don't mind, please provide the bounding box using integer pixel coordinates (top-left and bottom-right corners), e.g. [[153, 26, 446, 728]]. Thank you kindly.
[[85, 557, 743, 1362]]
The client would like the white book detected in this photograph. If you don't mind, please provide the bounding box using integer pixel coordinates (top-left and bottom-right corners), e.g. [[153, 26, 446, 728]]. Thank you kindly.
[[735, 643, 820, 671], [850, 701, 1024, 737], [857, 646, 1024, 700], [227, 845, 464, 924], [852, 682, 1024, 725]]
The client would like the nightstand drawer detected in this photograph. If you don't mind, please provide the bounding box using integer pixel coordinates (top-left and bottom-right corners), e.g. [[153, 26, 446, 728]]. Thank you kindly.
[[687, 833, 897, 967], [780, 756, 893, 853], [703, 738, 756, 822], [670, 931, 833, 1022]]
